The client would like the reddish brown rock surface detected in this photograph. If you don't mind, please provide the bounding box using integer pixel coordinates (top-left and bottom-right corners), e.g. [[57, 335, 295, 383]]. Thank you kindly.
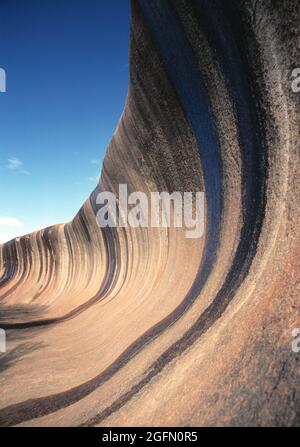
[[0, 0, 299, 426]]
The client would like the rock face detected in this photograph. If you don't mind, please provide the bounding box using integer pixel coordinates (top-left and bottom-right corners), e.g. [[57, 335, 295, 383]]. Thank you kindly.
[[0, 0, 299, 427]]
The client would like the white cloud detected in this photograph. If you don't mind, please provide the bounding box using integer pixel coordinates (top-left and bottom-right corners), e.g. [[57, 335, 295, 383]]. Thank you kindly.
[[87, 175, 99, 183], [0, 232, 20, 244], [91, 159, 100, 165], [7, 157, 23, 170], [0, 217, 24, 227], [6, 157, 30, 175], [0, 217, 25, 244]]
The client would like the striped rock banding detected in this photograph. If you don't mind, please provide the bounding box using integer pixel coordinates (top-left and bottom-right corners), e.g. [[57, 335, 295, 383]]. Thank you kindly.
[[0, 0, 299, 427]]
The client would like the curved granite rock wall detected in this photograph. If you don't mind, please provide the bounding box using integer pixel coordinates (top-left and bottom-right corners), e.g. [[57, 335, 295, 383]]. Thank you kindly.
[[0, 0, 299, 426]]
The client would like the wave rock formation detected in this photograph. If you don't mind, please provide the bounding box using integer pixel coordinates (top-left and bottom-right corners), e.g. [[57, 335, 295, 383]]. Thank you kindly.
[[0, 0, 299, 427]]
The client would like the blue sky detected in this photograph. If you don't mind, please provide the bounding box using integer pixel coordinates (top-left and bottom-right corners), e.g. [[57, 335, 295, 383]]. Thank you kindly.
[[0, 0, 130, 243]]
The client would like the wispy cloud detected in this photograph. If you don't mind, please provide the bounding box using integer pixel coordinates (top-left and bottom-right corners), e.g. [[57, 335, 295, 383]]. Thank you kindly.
[[0, 217, 25, 244], [0, 217, 24, 227], [6, 157, 30, 175], [7, 157, 22, 170], [87, 175, 99, 183], [75, 159, 101, 185], [88, 159, 101, 182]]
